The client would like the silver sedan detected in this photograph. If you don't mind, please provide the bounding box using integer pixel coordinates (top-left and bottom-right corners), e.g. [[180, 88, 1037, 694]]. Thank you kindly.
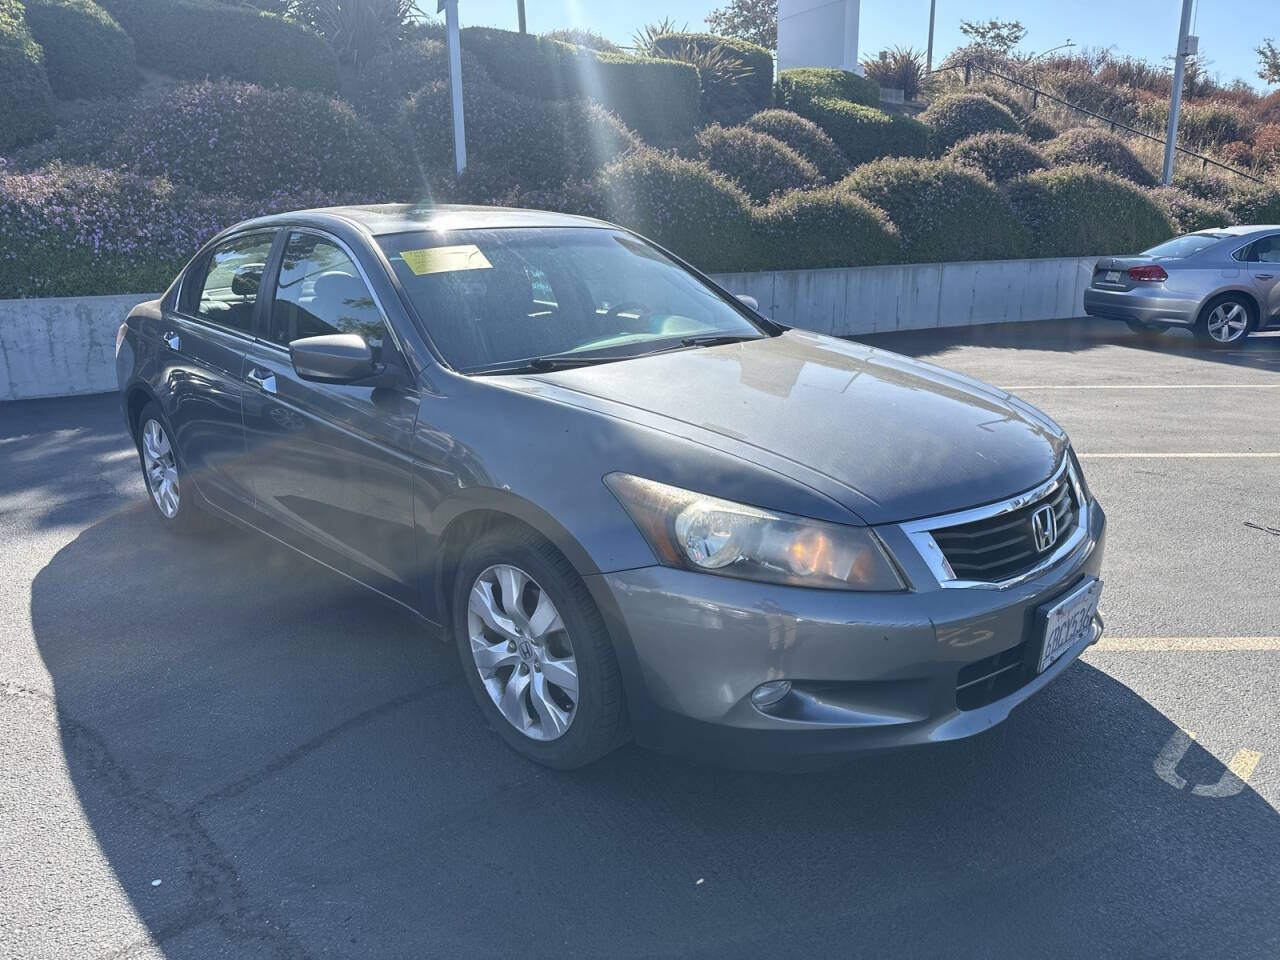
[[1083, 225, 1280, 346]]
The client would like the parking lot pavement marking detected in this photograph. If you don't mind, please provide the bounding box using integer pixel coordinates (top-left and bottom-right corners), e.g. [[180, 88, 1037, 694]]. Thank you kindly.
[[1153, 731, 1264, 798], [1092, 637, 1280, 652], [1076, 453, 1280, 459], [1004, 384, 1280, 390]]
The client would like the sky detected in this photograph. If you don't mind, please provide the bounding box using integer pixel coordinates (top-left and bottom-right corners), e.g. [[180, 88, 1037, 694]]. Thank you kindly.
[[440, 0, 1278, 90]]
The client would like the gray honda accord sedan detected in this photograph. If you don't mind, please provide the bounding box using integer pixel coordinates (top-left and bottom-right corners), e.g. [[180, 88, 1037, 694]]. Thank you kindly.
[[115, 204, 1106, 769]]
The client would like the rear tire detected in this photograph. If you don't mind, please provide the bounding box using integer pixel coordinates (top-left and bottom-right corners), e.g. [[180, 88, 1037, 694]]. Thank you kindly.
[[1195, 294, 1254, 347], [134, 401, 208, 534], [452, 525, 628, 768]]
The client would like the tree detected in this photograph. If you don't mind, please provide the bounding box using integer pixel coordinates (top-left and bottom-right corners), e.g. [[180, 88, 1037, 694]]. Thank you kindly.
[[705, 0, 777, 51], [958, 18, 1025, 55], [1259, 39, 1280, 86]]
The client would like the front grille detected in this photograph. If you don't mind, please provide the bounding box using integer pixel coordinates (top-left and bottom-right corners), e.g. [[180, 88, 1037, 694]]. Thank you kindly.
[[956, 641, 1032, 710], [931, 476, 1078, 584]]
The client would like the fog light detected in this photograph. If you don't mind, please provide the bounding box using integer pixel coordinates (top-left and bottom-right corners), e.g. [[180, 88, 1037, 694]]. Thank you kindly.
[[750, 680, 792, 708]]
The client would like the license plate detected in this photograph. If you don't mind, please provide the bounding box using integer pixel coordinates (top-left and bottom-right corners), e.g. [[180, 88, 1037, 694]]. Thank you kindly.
[[1105, 270, 1121, 283], [1037, 578, 1103, 673]]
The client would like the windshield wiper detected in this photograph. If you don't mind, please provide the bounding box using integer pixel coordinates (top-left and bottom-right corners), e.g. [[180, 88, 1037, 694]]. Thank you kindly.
[[679, 334, 762, 348], [467, 352, 633, 376]]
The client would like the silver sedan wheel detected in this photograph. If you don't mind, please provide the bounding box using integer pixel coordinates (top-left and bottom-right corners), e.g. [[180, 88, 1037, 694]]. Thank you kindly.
[[141, 418, 181, 518], [467, 564, 578, 741], [1206, 302, 1248, 343]]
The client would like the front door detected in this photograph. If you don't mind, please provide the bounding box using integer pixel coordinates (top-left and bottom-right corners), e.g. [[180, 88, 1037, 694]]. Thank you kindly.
[[240, 230, 421, 603], [161, 230, 276, 514], [1246, 234, 1280, 325]]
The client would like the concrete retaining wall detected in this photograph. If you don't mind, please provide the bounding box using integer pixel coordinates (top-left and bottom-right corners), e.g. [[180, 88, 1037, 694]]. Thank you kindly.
[[0, 255, 1098, 402]]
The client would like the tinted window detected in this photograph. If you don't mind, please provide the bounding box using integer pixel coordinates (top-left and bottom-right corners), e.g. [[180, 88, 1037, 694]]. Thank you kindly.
[[1141, 233, 1228, 259], [190, 232, 275, 333], [379, 228, 764, 373], [269, 233, 389, 361], [1249, 236, 1280, 263]]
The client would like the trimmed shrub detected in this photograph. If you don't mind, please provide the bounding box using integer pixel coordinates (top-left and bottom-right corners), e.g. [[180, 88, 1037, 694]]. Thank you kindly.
[[406, 73, 639, 193], [1153, 187, 1234, 233], [541, 28, 619, 53], [0, 0, 55, 150], [840, 157, 1029, 262], [1171, 169, 1234, 205], [10, 93, 135, 166], [1019, 114, 1059, 143], [775, 67, 879, 109], [652, 31, 773, 122], [919, 93, 1019, 153], [946, 132, 1047, 183], [745, 109, 850, 181], [797, 98, 929, 165], [751, 187, 901, 270], [968, 81, 1029, 120], [459, 27, 700, 143], [695, 124, 819, 202], [1137, 97, 1257, 149], [1043, 128, 1157, 186], [98, 0, 338, 92], [593, 149, 756, 272], [1221, 180, 1280, 224], [21, 0, 136, 98], [1042, 69, 1144, 125], [353, 37, 490, 125], [1006, 165, 1174, 257], [108, 81, 407, 197]]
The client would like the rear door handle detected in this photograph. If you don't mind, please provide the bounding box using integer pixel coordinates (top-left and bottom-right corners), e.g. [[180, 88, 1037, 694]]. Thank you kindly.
[[246, 367, 277, 395], [162, 331, 180, 350]]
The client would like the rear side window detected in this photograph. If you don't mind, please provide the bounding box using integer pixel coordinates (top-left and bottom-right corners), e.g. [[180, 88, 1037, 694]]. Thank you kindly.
[[1248, 236, 1280, 263], [268, 232, 389, 361], [187, 232, 276, 333]]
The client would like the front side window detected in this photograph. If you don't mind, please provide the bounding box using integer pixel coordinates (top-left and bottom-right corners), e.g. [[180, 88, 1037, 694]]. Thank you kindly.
[[188, 232, 276, 333], [378, 228, 765, 373], [269, 232, 389, 361], [1141, 233, 1229, 260]]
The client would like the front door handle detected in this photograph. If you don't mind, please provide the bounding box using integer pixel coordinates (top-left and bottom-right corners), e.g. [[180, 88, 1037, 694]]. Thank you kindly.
[[162, 331, 180, 350], [1256, 273, 1274, 280], [246, 368, 277, 395]]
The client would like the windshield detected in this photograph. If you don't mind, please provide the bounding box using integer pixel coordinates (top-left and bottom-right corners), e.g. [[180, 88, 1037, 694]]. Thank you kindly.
[[1141, 233, 1229, 259], [379, 227, 766, 372]]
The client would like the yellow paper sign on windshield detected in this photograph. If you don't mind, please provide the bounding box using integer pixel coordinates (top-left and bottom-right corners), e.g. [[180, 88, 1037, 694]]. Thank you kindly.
[[400, 244, 492, 276]]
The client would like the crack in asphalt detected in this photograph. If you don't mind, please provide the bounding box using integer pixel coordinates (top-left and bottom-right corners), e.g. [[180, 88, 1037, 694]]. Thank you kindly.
[[1, 678, 454, 960]]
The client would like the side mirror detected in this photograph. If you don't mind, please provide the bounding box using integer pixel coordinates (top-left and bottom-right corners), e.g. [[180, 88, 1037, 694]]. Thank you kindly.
[[735, 293, 760, 312], [289, 334, 377, 384]]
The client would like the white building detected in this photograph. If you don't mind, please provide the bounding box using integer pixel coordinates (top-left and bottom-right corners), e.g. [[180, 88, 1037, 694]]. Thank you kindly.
[[777, 0, 864, 74]]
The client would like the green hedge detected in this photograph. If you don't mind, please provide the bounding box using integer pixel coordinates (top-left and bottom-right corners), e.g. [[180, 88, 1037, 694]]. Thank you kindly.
[[594, 149, 756, 272], [98, 0, 338, 91], [946, 133, 1047, 184], [840, 157, 1029, 262], [795, 97, 930, 165], [0, 0, 55, 150], [751, 187, 901, 270], [775, 67, 879, 109], [1043, 128, 1156, 187], [920, 92, 1019, 152], [745, 109, 850, 181], [651, 31, 772, 123], [1006, 165, 1174, 257], [696, 124, 820, 202], [460, 27, 700, 143], [21, 0, 136, 98], [1153, 187, 1234, 233]]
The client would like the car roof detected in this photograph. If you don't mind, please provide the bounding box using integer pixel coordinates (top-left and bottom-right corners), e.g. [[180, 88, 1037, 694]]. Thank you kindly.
[[231, 203, 616, 238], [1195, 224, 1280, 237]]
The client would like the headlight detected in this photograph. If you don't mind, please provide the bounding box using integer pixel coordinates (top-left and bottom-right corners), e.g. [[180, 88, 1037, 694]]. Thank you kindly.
[[1066, 445, 1092, 503], [604, 473, 904, 591]]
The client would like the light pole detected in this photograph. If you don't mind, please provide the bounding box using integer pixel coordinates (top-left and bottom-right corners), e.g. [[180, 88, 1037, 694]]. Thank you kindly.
[[926, 0, 936, 73], [517, 0, 526, 34], [1162, 0, 1196, 186], [438, 0, 466, 174]]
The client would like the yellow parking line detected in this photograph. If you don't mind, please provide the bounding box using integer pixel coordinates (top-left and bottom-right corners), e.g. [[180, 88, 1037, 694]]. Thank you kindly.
[[1092, 637, 1280, 652]]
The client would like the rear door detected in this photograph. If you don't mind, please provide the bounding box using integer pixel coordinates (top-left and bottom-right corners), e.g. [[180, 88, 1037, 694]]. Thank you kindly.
[[1245, 234, 1280, 325], [240, 229, 421, 602], [160, 230, 276, 514]]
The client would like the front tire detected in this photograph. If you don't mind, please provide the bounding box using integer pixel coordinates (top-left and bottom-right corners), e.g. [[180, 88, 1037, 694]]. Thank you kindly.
[[452, 526, 628, 768], [1195, 294, 1254, 347], [135, 401, 206, 534]]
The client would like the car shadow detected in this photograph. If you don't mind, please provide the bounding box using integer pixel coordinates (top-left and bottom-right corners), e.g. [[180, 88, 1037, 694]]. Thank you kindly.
[[29, 505, 1280, 958]]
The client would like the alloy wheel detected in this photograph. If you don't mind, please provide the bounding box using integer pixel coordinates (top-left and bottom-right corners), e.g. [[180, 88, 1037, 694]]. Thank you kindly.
[[466, 564, 579, 741], [1206, 302, 1248, 343], [141, 419, 181, 518]]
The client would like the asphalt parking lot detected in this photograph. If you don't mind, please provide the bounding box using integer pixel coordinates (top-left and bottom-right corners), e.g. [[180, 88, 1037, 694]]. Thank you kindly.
[[2, 317, 1278, 959]]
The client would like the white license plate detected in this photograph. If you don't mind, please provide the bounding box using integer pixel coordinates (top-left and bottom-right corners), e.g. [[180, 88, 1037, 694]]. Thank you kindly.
[[1105, 270, 1121, 283], [1037, 578, 1103, 673]]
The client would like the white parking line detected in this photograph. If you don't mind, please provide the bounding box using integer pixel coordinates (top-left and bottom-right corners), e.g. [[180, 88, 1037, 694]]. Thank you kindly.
[[1005, 384, 1280, 390], [1077, 452, 1280, 459], [1092, 637, 1280, 652]]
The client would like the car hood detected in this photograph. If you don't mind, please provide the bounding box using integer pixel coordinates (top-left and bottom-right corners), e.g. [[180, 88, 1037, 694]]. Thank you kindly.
[[520, 330, 1066, 525]]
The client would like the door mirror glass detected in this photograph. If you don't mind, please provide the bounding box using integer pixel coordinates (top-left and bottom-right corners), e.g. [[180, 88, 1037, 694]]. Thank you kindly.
[[289, 334, 376, 384]]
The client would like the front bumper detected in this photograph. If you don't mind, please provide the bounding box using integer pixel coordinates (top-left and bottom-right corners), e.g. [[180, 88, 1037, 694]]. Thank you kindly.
[[587, 501, 1106, 767], [1083, 286, 1198, 326]]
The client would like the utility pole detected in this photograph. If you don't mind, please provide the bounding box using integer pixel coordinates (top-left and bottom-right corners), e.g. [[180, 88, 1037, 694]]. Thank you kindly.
[[926, 0, 936, 73], [517, 0, 526, 34], [439, 0, 466, 174], [1162, 0, 1196, 186]]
